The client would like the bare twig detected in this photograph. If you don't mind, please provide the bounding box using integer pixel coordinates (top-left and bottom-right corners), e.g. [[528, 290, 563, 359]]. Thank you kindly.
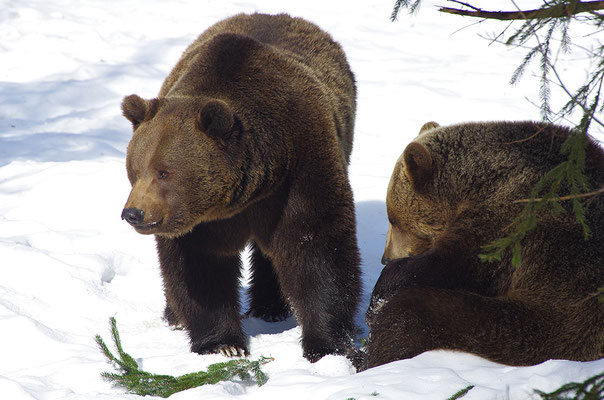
[[513, 186, 604, 203], [447, 1, 482, 12], [439, 1, 604, 20]]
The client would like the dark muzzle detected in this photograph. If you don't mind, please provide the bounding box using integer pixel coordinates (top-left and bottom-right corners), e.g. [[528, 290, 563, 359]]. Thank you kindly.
[[121, 208, 145, 226]]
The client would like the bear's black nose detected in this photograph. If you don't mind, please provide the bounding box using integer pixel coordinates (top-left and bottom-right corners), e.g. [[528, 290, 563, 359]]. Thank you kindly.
[[121, 208, 145, 226]]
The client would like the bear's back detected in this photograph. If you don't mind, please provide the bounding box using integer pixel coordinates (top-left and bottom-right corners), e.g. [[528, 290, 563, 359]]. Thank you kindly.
[[419, 121, 604, 210], [159, 13, 356, 164], [196, 13, 354, 92]]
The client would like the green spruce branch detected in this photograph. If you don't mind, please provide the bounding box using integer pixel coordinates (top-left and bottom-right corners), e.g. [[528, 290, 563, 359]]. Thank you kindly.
[[95, 317, 273, 397], [476, 1, 602, 266], [535, 371, 604, 400], [391, 0, 422, 20], [479, 126, 593, 266]]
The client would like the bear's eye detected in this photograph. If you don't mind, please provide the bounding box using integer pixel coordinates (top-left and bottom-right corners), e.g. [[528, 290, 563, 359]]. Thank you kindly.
[[157, 170, 170, 180]]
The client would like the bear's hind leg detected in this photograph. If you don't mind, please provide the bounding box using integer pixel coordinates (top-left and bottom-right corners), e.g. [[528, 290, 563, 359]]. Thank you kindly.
[[245, 242, 290, 322]]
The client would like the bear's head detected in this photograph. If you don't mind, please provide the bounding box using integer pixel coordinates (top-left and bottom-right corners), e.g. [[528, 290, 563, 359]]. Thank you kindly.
[[120, 94, 249, 238], [382, 122, 452, 264]]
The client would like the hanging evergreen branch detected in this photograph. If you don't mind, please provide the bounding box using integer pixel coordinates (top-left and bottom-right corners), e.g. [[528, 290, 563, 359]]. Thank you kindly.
[[480, 124, 595, 265], [390, 0, 604, 266], [392, 0, 423, 20], [482, 8, 603, 263], [534, 371, 604, 399], [95, 317, 273, 397]]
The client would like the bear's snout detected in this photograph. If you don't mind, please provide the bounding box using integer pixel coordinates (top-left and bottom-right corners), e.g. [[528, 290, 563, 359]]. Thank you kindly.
[[121, 207, 145, 226]]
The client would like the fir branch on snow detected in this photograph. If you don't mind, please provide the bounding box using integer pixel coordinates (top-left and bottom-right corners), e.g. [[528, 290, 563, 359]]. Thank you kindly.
[[95, 317, 273, 397], [534, 371, 604, 400]]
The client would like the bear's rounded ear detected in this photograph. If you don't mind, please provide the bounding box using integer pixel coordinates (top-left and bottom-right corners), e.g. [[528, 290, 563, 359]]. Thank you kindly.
[[121, 95, 147, 127], [418, 121, 439, 136], [121, 95, 160, 129], [403, 142, 433, 190], [196, 100, 235, 140]]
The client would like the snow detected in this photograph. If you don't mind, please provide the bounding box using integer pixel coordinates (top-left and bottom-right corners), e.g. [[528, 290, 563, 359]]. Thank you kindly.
[[1, 0, 602, 399]]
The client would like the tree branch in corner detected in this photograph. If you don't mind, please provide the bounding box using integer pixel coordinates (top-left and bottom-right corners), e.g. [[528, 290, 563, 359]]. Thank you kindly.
[[439, 0, 604, 20]]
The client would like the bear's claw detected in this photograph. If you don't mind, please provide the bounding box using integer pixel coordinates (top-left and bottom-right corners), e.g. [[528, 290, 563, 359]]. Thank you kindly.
[[218, 345, 247, 358]]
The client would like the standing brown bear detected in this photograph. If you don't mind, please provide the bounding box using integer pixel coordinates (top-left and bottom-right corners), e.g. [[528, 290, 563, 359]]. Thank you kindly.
[[362, 121, 604, 370], [120, 13, 360, 362]]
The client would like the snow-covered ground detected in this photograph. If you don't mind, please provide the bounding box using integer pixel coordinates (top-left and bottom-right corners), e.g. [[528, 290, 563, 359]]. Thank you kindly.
[[1, 1, 602, 399]]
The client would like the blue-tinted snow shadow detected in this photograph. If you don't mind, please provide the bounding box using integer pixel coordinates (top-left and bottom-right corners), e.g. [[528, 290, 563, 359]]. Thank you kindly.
[[355, 200, 388, 338], [0, 75, 131, 167], [241, 200, 388, 339], [0, 130, 126, 165], [0, 37, 189, 167], [243, 316, 298, 337]]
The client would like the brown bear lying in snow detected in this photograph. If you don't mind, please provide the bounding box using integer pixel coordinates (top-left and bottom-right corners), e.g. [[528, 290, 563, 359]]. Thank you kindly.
[[362, 121, 604, 370]]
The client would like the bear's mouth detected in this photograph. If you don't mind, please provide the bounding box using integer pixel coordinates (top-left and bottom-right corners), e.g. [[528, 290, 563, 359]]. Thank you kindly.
[[134, 219, 163, 233]]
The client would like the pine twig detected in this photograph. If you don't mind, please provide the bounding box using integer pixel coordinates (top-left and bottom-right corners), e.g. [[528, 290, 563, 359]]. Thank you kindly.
[[391, 0, 422, 21], [95, 317, 273, 397], [439, 1, 604, 20]]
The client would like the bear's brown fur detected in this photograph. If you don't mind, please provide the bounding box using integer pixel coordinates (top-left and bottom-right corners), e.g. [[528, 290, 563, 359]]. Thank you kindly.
[[362, 121, 604, 370], [120, 13, 360, 362]]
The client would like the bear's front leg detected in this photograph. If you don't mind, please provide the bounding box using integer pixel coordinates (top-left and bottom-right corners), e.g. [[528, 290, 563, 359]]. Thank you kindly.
[[271, 219, 361, 362], [155, 234, 247, 357], [367, 228, 499, 327], [288, 253, 360, 363]]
